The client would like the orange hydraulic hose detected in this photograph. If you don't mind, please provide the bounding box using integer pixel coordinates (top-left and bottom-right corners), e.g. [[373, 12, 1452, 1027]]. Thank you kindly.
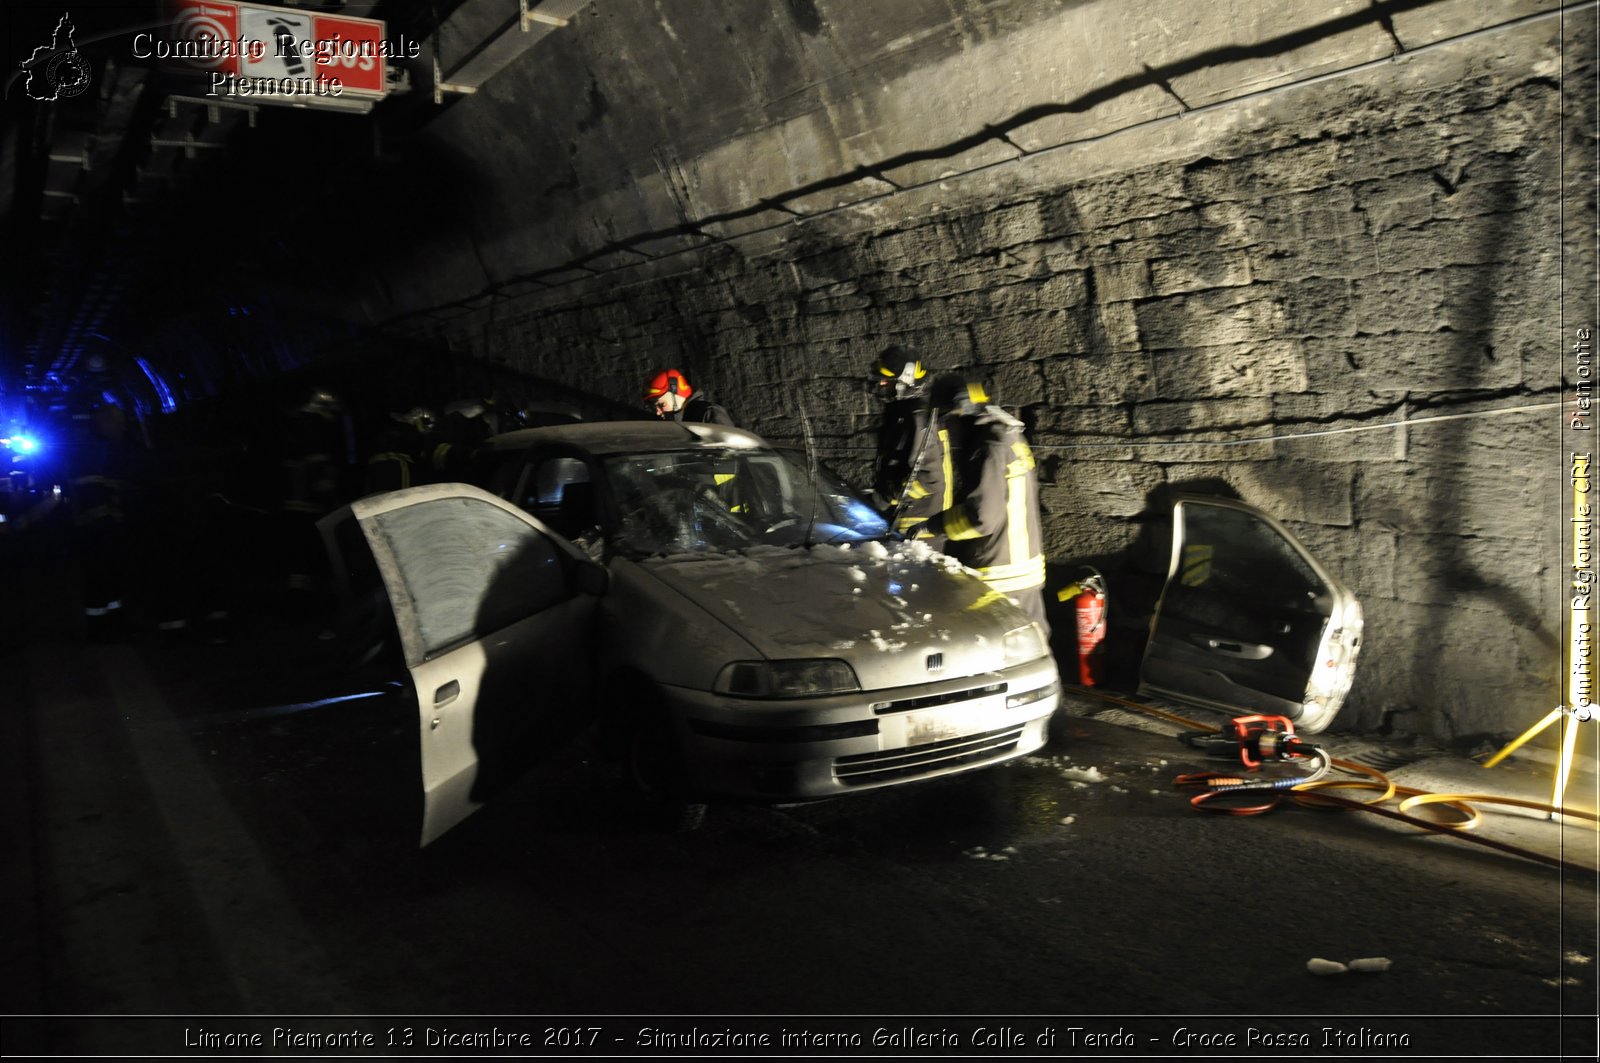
[[1070, 687, 1598, 873]]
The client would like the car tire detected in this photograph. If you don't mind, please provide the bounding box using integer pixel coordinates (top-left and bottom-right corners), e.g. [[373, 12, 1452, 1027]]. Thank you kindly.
[[622, 702, 707, 833]]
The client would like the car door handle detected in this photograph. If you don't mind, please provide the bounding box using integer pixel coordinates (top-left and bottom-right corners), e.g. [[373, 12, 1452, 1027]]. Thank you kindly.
[[434, 680, 461, 707], [1199, 637, 1273, 660]]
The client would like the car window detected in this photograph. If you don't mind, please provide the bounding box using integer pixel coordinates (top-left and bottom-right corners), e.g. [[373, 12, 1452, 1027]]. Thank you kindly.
[[1175, 503, 1322, 607], [513, 456, 599, 543], [1154, 501, 1329, 685], [479, 448, 525, 498], [601, 447, 887, 557], [365, 496, 571, 659]]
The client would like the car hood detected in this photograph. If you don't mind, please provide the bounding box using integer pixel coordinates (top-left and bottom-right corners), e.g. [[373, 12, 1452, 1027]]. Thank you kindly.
[[641, 540, 1038, 690]]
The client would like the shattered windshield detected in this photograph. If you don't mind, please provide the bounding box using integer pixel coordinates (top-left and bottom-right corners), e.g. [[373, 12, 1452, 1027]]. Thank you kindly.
[[603, 446, 888, 558]]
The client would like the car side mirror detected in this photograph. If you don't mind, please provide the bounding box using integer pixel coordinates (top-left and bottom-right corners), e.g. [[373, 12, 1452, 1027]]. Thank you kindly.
[[573, 557, 610, 597]]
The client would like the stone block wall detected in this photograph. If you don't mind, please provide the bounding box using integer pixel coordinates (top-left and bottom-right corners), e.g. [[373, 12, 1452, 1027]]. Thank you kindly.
[[387, 5, 1594, 744]]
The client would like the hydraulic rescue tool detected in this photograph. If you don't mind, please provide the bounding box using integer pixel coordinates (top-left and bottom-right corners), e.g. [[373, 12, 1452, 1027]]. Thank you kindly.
[[1175, 714, 1331, 813]]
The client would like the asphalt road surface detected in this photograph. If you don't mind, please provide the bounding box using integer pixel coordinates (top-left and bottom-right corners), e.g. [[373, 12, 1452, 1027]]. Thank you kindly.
[[3, 533, 1597, 1059]]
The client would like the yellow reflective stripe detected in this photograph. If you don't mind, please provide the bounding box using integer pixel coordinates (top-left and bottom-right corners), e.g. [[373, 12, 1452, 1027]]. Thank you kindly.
[[905, 480, 929, 500], [965, 589, 1011, 614], [714, 473, 736, 485], [943, 507, 982, 540], [977, 554, 1047, 592], [1005, 441, 1034, 572], [939, 428, 953, 510], [1010, 440, 1035, 473]]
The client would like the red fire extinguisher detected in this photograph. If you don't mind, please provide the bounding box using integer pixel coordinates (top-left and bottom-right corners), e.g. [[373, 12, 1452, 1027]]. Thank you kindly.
[[1056, 570, 1108, 686]]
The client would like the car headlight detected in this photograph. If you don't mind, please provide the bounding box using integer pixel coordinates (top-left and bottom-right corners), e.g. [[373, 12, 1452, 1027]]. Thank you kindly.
[[1002, 623, 1048, 666], [714, 659, 861, 698]]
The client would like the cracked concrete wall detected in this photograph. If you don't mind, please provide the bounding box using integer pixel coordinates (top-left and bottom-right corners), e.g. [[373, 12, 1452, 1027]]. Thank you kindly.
[[379, 1, 1594, 745]]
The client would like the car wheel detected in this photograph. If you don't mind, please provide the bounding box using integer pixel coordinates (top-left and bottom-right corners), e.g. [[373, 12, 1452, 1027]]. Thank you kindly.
[[623, 705, 707, 832]]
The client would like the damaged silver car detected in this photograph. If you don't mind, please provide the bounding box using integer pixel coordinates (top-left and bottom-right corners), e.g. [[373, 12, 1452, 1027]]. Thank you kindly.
[[322, 421, 1060, 844]]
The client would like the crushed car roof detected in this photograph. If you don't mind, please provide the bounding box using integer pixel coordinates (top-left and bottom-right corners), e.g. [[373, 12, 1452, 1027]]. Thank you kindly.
[[479, 419, 767, 456]]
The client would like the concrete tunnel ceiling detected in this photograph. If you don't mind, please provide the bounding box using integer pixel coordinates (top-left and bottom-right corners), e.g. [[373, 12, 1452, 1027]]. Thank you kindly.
[[7, 1, 1598, 751]]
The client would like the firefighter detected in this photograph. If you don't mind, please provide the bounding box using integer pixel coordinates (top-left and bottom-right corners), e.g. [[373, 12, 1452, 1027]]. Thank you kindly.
[[643, 368, 736, 426], [870, 344, 952, 541], [910, 377, 1049, 638], [428, 398, 495, 481], [363, 406, 434, 495]]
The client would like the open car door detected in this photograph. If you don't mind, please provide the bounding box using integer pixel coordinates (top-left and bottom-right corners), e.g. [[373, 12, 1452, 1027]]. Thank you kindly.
[[321, 483, 606, 846], [1138, 495, 1362, 734]]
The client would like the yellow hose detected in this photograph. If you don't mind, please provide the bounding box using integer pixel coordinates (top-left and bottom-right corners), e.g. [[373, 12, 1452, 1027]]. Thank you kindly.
[[1068, 686, 1597, 872]]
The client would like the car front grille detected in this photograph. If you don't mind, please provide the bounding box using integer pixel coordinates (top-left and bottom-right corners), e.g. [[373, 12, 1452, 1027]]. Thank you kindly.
[[833, 723, 1027, 787], [871, 681, 1006, 715], [689, 718, 879, 742]]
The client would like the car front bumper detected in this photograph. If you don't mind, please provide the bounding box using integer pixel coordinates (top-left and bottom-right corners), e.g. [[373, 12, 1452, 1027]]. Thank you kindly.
[[663, 655, 1061, 800]]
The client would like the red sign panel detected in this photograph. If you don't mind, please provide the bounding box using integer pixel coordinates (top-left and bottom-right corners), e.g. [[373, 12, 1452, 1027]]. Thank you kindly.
[[166, 1, 243, 76], [162, 1, 387, 99], [308, 14, 386, 97]]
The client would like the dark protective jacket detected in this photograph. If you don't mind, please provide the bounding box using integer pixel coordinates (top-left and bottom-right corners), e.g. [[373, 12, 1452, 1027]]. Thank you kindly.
[[69, 411, 151, 531], [874, 398, 953, 535], [675, 394, 736, 427], [428, 407, 494, 481], [924, 403, 1045, 595], [364, 423, 426, 496]]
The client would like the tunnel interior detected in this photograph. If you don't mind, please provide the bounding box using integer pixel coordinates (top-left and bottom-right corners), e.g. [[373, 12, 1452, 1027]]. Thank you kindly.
[[1, 0, 1596, 750]]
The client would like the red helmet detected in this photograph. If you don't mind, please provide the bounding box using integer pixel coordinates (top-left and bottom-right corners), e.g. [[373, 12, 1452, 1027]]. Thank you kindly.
[[643, 368, 693, 401]]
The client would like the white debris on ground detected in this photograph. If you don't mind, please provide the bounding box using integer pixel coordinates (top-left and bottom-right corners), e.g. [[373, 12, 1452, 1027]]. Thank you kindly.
[[1016, 754, 1174, 827], [1565, 950, 1593, 965], [962, 844, 1020, 861], [1307, 957, 1393, 976], [1020, 754, 1112, 782]]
